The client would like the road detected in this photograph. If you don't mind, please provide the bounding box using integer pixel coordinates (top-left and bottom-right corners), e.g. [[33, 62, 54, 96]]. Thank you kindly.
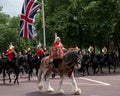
[[0, 73, 120, 96]]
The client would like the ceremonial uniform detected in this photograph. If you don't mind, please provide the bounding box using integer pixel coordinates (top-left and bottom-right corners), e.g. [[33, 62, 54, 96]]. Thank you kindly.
[[49, 36, 65, 68], [88, 45, 95, 62], [7, 44, 16, 61], [36, 46, 44, 59]]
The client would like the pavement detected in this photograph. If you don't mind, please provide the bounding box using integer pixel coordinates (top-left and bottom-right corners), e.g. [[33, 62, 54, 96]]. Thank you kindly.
[[0, 72, 120, 96]]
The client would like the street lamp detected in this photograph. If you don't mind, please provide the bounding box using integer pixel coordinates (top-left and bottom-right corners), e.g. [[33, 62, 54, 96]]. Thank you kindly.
[[73, 13, 82, 49]]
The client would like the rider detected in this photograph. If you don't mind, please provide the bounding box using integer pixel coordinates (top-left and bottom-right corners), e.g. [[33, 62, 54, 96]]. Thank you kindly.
[[88, 44, 95, 62], [49, 35, 66, 68], [36, 42, 45, 59], [7, 43, 17, 61]]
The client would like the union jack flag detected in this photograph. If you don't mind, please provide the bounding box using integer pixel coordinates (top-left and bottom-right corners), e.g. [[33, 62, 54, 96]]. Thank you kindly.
[[19, 0, 40, 39]]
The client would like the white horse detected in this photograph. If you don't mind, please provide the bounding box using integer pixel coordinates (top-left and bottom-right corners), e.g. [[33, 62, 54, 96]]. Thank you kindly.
[[37, 50, 82, 95]]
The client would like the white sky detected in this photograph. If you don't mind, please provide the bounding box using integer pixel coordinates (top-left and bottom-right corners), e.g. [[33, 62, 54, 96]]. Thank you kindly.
[[0, 0, 24, 17]]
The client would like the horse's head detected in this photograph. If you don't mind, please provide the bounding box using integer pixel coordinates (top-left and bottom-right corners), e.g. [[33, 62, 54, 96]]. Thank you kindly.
[[63, 50, 82, 68]]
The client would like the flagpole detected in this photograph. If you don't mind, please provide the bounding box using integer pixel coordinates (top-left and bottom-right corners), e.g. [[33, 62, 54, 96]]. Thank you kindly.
[[42, 0, 46, 48]]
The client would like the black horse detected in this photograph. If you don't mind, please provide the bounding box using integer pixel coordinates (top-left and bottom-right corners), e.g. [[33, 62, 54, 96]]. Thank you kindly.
[[1, 57, 20, 84], [88, 52, 118, 74], [77, 54, 90, 76], [100, 52, 118, 73], [27, 53, 45, 80]]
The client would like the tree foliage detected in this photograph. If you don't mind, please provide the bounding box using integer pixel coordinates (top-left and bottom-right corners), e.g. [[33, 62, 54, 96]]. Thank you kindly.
[[0, 0, 120, 54]]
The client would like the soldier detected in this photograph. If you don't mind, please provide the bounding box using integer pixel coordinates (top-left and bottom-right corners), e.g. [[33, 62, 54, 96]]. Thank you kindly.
[[88, 44, 95, 62], [36, 42, 44, 59], [49, 35, 66, 69], [7, 43, 17, 61], [26, 46, 31, 55], [53, 37, 64, 48]]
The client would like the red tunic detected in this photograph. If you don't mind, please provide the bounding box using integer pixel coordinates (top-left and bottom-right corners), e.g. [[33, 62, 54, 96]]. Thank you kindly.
[[53, 42, 63, 48], [36, 48, 44, 58], [7, 49, 15, 61], [50, 41, 64, 59]]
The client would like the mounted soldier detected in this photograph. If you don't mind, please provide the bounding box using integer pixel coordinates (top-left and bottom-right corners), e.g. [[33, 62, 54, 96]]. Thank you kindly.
[[88, 44, 95, 63], [5, 43, 19, 84], [49, 33, 66, 68], [36, 42, 45, 59], [7, 43, 17, 61]]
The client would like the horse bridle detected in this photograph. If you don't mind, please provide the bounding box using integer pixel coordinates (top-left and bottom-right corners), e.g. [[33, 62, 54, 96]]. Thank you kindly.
[[64, 53, 80, 69]]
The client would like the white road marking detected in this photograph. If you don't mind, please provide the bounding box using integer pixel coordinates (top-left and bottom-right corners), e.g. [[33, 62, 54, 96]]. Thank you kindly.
[[63, 82, 101, 85], [79, 77, 111, 86]]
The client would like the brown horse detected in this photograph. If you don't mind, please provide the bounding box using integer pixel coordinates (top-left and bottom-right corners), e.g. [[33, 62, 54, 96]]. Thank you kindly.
[[37, 50, 82, 95]]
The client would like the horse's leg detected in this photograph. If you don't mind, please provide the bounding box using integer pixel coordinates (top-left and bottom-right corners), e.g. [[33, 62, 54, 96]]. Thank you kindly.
[[8, 71, 12, 83], [12, 65, 19, 84], [46, 72, 54, 92], [113, 63, 116, 73], [71, 72, 81, 95], [38, 68, 47, 90], [86, 65, 90, 75], [108, 64, 111, 74], [35, 68, 39, 77], [95, 67, 99, 74], [100, 64, 104, 74], [28, 68, 32, 81], [14, 71, 19, 84], [3, 67, 6, 84], [56, 76, 64, 94]]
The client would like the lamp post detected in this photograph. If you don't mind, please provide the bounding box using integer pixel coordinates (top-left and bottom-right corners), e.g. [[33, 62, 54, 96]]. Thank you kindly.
[[73, 0, 82, 49], [73, 13, 82, 49]]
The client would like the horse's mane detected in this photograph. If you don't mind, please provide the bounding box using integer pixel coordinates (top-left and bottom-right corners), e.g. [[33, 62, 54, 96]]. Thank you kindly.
[[63, 50, 78, 65]]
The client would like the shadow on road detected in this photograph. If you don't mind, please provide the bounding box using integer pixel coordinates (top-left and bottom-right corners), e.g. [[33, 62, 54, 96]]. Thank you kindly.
[[26, 91, 77, 96]]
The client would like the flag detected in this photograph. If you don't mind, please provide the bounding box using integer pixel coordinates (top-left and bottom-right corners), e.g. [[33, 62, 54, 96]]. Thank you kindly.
[[19, 0, 40, 39]]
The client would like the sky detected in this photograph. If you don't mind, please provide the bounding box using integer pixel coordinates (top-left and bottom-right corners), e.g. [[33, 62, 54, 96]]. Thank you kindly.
[[0, 0, 24, 17]]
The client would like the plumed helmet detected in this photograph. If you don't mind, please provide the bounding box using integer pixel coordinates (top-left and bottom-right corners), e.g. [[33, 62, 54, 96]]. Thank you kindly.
[[27, 47, 31, 51], [55, 36, 61, 42], [9, 43, 14, 49], [37, 41, 42, 48], [102, 47, 107, 54], [88, 46, 94, 53]]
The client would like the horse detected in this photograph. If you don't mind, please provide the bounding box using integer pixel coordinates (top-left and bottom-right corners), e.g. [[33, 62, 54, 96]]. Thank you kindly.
[[17, 55, 28, 76], [100, 52, 118, 73], [37, 50, 82, 95], [1, 57, 20, 84], [27, 53, 45, 80], [78, 54, 90, 76]]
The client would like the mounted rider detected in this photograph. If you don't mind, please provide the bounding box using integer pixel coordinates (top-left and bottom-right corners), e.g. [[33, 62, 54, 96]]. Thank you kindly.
[[49, 33, 66, 68], [36, 41, 45, 59], [88, 44, 95, 63], [7, 43, 17, 61]]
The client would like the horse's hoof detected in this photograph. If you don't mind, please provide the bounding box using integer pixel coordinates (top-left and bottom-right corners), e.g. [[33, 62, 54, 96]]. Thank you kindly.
[[56, 89, 64, 94], [47, 87, 54, 92], [74, 88, 81, 95], [38, 83, 43, 90]]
